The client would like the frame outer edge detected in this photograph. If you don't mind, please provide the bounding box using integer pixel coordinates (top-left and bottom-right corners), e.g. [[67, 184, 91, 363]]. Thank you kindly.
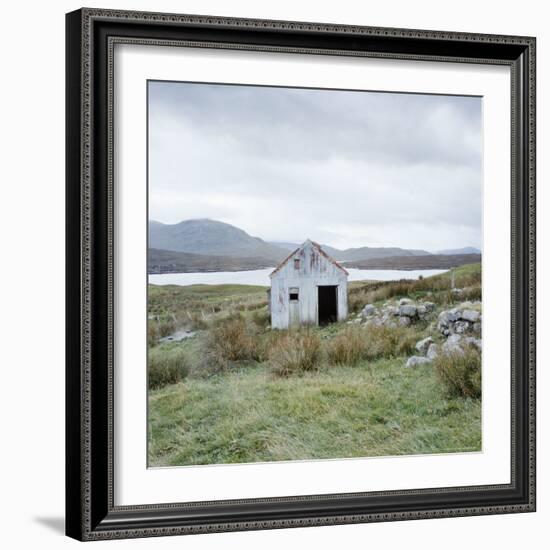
[[65, 8, 85, 542], [527, 36, 536, 512], [69, 8, 537, 540]]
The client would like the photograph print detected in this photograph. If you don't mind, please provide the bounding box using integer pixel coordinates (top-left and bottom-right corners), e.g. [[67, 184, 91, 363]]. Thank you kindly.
[[147, 80, 483, 468]]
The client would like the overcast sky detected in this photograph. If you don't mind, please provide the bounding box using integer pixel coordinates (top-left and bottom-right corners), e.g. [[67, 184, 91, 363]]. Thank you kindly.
[[148, 80, 482, 251]]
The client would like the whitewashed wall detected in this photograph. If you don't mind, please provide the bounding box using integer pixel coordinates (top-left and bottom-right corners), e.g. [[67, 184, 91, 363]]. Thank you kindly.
[[270, 241, 348, 329]]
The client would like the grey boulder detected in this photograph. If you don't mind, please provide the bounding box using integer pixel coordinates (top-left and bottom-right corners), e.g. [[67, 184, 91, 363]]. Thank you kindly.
[[399, 304, 417, 317], [427, 343, 439, 360], [361, 304, 376, 318], [415, 336, 434, 355], [461, 309, 481, 323], [405, 356, 432, 368]]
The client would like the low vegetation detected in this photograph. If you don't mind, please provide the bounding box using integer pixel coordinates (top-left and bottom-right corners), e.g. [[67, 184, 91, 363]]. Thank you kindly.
[[348, 262, 481, 313], [148, 345, 190, 389], [326, 326, 367, 366], [148, 263, 482, 466], [345, 253, 481, 270], [433, 345, 482, 398], [268, 330, 322, 376]]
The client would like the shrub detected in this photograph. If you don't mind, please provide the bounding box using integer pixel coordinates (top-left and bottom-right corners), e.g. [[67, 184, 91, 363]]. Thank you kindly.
[[326, 327, 366, 366], [461, 285, 482, 302], [148, 346, 190, 389], [363, 324, 419, 359], [269, 330, 322, 376], [187, 311, 209, 330], [430, 290, 454, 306], [251, 308, 270, 328], [148, 317, 176, 347], [433, 345, 481, 398], [205, 316, 261, 369], [148, 322, 160, 348], [158, 318, 176, 337]]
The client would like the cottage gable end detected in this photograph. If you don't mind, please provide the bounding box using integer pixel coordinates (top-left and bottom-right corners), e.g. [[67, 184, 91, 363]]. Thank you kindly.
[[269, 240, 349, 329], [270, 239, 348, 279]]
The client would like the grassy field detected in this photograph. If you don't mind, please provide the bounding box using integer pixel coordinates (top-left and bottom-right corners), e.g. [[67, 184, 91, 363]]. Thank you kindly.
[[148, 263, 482, 467]]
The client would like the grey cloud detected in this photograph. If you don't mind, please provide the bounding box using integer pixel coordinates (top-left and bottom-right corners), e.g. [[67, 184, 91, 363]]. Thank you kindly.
[[148, 80, 482, 251]]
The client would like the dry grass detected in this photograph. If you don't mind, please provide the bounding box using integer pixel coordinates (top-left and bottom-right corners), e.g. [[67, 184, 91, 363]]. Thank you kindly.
[[326, 326, 367, 366], [205, 316, 262, 370], [363, 324, 420, 359], [148, 346, 190, 389], [269, 330, 322, 376], [348, 263, 481, 313], [433, 345, 481, 398]]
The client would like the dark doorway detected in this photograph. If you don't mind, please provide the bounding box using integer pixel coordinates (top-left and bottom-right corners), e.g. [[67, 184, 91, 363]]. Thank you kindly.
[[318, 286, 338, 326]]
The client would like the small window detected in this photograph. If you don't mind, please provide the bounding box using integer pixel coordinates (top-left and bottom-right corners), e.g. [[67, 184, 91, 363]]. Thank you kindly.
[[294, 258, 300, 270], [289, 292, 299, 301]]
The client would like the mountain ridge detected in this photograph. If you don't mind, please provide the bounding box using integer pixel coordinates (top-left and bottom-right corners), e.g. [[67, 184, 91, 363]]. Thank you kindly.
[[436, 246, 481, 255], [149, 219, 287, 262], [149, 218, 475, 267]]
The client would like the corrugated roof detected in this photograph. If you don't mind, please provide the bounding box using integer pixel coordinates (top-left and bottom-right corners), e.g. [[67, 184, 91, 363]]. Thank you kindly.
[[269, 239, 349, 277]]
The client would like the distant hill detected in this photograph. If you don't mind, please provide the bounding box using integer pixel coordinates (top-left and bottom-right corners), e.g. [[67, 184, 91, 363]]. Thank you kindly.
[[149, 219, 287, 262], [322, 245, 431, 261], [269, 242, 431, 261], [436, 247, 481, 255], [148, 248, 276, 274], [148, 218, 469, 272], [345, 254, 481, 271]]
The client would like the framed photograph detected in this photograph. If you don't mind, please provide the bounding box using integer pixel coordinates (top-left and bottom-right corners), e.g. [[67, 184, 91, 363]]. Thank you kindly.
[[65, 8, 536, 541]]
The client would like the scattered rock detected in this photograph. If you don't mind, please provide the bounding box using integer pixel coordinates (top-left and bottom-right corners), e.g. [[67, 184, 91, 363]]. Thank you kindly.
[[397, 316, 411, 326], [438, 306, 482, 337], [405, 356, 432, 368], [415, 336, 434, 355], [454, 320, 470, 334], [441, 333, 482, 355], [439, 308, 461, 326], [442, 334, 463, 354], [461, 309, 480, 322], [354, 299, 438, 328], [427, 343, 439, 360], [399, 304, 417, 317], [361, 304, 376, 318]]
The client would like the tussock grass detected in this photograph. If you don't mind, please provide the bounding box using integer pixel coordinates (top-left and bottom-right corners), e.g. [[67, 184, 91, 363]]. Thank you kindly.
[[363, 324, 422, 359], [148, 345, 190, 389], [433, 345, 482, 398], [251, 308, 270, 328], [269, 330, 322, 376], [205, 316, 262, 370], [326, 326, 367, 366]]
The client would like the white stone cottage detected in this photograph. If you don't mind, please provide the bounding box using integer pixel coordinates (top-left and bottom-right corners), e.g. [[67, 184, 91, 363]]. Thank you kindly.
[[269, 240, 348, 329]]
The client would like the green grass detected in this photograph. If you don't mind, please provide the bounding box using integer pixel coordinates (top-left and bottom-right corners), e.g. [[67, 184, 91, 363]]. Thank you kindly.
[[148, 283, 268, 335], [149, 358, 481, 466], [148, 262, 482, 466]]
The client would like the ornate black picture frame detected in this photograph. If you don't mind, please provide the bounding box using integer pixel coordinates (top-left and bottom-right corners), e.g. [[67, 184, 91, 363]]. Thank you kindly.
[[66, 8, 536, 541]]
